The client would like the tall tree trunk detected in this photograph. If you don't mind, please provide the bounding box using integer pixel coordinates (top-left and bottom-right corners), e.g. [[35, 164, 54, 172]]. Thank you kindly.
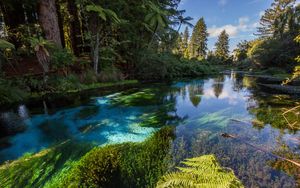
[[38, 0, 62, 47], [93, 33, 100, 74], [67, 0, 83, 56], [55, 1, 65, 48]]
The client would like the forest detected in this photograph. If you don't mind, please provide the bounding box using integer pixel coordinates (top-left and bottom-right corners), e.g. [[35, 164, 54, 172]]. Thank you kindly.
[[0, 0, 299, 187]]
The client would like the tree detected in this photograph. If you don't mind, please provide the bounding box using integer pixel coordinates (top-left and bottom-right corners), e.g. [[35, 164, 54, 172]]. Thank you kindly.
[[38, 0, 62, 47], [67, 0, 84, 55], [85, 4, 120, 74], [145, 1, 169, 46], [189, 17, 208, 60], [215, 30, 230, 61], [174, 10, 193, 32], [257, 0, 297, 38], [233, 40, 250, 62], [182, 27, 190, 58], [284, 32, 300, 83]]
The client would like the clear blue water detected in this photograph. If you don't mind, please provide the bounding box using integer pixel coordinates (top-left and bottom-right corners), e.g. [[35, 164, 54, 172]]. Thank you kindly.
[[0, 73, 299, 187]]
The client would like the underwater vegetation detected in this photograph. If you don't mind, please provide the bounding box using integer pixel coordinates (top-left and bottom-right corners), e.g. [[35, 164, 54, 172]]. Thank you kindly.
[[42, 126, 175, 188], [0, 141, 93, 188], [157, 155, 244, 188], [249, 94, 300, 132], [0, 74, 300, 187]]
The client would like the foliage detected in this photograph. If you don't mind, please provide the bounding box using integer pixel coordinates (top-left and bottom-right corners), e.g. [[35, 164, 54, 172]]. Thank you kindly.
[[215, 30, 230, 61], [157, 155, 244, 188], [285, 32, 300, 83], [247, 35, 298, 68], [46, 126, 175, 188], [50, 48, 75, 69], [98, 66, 124, 82], [189, 17, 209, 60], [0, 141, 93, 188], [0, 39, 15, 68], [48, 74, 83, 92], [29, 37, 54, 74], [257, 0, 299, 38], [233, 40, 251, 62], [136, 51, 217, 81], [0, 78, 28, 105]]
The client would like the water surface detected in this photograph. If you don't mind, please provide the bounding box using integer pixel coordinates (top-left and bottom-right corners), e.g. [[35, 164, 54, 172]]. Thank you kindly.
[[0, 73, 299, 187]]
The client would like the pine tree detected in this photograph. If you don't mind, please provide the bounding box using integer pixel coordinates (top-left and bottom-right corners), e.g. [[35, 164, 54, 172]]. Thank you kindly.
[[215, 30, 230, 61], [189, 17, 208, 60], [174, 32, 183, 55], [182, 27, 189, 58], [257, 0, 297, 38]]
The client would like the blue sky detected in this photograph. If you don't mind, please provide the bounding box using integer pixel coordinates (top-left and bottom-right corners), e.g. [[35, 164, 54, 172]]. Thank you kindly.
[[178, 0, 299, 52]]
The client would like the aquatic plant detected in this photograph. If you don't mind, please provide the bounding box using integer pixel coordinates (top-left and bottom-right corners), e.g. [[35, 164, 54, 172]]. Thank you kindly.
[[138, 104, 182, 128], [157, 155, 244, 188], [44, 126, 175, 188], [0, 141, 93, 188], [111, 88, 163, 106]]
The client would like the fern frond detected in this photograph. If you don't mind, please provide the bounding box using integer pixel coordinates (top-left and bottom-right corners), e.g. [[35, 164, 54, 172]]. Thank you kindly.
[[157, 155, 244, 188]]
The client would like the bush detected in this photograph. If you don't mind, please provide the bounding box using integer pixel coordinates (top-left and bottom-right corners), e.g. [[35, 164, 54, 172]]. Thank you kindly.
[[62, 146, 121, 188], [136, 51, 217, 81], [47, 126, 175, 188], [98, 66, 124, 82], [0, 78, 28, 105], [48, 74, 83, 92], [248, 36, 299, 69], [80, 69, 98, 84], [50, 48, 75, 70]]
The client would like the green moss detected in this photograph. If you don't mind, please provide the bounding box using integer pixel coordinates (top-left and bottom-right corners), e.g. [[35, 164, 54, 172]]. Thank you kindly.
[[46, 126, 175, 188]]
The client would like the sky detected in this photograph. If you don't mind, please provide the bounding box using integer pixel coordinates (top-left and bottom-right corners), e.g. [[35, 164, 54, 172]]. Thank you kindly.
[[178, 0, 300, 52]]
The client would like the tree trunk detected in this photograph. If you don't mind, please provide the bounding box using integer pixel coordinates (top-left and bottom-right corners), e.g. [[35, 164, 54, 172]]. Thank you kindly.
[[55, 1, 65, 48], [38, 0, 62, 47], [67, 0, 83, 56], [93, 32, 100, 74]]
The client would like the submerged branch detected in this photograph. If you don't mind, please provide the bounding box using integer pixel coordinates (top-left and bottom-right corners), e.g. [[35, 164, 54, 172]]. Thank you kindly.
[[221, 133, 300, 168]]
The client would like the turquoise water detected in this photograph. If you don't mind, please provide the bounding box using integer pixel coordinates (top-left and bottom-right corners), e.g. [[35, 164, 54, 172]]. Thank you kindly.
[[0, 73, 299, 187]]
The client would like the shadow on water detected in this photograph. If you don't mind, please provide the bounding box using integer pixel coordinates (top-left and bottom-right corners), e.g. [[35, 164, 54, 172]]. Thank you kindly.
[[0, 72, 299, 187]]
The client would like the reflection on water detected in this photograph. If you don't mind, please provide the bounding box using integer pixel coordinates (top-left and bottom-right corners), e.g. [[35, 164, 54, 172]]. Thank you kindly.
[[0, 73, 299, 187]]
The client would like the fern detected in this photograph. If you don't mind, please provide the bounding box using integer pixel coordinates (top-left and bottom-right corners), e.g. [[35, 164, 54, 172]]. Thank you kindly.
[[157, 155, 244, 188]]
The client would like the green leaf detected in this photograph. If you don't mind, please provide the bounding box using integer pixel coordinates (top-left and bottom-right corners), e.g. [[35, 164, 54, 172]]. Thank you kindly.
[[157, 155, 244, 188], [0, 39, 15, 50]]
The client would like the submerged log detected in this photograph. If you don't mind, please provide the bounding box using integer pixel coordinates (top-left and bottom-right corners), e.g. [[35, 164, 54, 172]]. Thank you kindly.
[[258, 84, 300, 95]]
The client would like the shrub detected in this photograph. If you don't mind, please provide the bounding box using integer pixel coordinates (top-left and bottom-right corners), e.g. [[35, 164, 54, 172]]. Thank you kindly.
[[50, 48, 75, 70], [0, 78, 28, 105], [136, 51, 217, 81], [47, 126, 175, 188], [48, 74, 83, 92], [81, 69, 98, 84], [248, 36, 299, 69], [63, 146, 121, 188], [98, 66, 124, 82]]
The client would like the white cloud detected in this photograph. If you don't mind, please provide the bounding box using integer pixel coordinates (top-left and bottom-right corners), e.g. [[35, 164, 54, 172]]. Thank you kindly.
[[259, 11, 265, 17], [208, 16, 257, 38], [218, 0, 227, 6], [208, 25, 239, 38]]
